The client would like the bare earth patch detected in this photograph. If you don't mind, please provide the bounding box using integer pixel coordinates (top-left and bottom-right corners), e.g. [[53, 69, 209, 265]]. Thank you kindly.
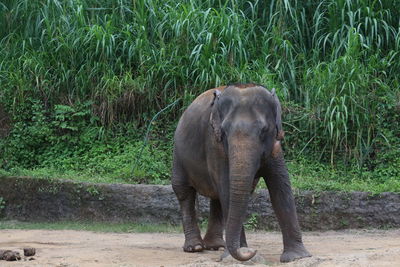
[[0, 229, 399, 266]]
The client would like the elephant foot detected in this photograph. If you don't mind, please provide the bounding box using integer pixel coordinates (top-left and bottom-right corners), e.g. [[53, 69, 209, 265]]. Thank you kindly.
[[280, 246, 311, 262], [183, 237, 204, 252], [203, 235, 225, 251]]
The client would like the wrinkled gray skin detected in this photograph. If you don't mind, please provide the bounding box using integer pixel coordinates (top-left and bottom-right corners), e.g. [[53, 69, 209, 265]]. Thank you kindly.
[[172, 84, 311, 262]]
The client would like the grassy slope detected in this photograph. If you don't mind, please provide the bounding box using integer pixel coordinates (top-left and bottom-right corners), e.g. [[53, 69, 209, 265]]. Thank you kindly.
[[0, 220, 181, 233], [1, 156, 399, 193]]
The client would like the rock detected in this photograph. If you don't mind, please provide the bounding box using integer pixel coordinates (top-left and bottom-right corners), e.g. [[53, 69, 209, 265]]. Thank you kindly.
[[24, 247, 36, 256], [0, 250, 21, 261]]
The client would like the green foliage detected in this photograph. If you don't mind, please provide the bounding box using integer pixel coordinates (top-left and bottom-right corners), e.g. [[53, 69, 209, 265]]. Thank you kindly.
[[0, 102, 173, 183], [0, 0, 399, 187], [287, 157, 400, 193], [299, 32, 396, 165], [53, 101, 94, 132]]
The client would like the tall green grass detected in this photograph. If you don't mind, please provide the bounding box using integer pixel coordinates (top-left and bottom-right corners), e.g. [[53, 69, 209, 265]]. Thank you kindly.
[[0, 0, 399, 168]]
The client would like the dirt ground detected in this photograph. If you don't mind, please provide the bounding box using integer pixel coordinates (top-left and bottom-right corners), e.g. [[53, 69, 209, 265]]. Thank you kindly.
[[0, 229, 399, 267]]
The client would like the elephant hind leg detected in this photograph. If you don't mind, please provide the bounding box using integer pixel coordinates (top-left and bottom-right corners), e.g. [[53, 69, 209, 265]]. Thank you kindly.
[[203, 199, 225, 250], [172, 165, 203, 252]]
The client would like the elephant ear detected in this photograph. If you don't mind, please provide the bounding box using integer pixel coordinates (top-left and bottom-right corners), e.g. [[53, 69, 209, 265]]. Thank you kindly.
[[210, 89, 222, 142], [271, 88, 284, 140]]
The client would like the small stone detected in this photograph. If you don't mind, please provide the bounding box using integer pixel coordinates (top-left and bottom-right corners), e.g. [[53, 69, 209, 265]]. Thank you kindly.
[[24, 247, 36, 257]]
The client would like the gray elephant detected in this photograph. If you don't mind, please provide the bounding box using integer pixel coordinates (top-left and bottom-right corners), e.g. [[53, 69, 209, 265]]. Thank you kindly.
[[171, 83, 311, 262]]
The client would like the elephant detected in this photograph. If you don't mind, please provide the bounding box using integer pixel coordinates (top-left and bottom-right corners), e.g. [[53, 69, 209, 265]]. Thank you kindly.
[[171, 83, 311, 262]]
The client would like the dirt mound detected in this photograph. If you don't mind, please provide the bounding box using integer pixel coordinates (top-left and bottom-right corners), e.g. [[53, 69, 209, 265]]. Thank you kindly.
[[2, 177, 400, 230]]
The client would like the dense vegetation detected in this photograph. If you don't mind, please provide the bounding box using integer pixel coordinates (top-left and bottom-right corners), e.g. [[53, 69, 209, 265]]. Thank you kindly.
[[0, 0, 399, 192]]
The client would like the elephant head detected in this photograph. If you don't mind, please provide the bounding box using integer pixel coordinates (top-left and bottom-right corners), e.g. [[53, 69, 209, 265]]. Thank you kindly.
[[210, 84, 284, 261]]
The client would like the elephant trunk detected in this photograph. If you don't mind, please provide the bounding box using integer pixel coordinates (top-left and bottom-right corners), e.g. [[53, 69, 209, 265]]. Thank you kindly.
[[225, 138, 259, 261]]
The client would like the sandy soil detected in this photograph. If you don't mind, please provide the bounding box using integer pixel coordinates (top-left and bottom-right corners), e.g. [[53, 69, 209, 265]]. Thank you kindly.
[[0, 229, 399, 267]]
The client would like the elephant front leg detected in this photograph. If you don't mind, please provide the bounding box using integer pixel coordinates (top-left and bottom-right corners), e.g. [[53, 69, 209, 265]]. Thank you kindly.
[[263, 153, 311, 262], [203, 199, 225, 250], [172, 169, 204, 253]]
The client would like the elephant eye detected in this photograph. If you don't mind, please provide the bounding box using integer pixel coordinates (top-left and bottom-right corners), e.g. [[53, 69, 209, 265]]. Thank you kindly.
[[260, 125, 270, 141]]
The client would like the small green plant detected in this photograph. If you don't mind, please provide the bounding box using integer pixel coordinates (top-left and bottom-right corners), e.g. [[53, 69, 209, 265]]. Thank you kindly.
[[86, 186, 105, 200], [86, 186, 100, 196], [245, 213, 259, 230], [199, 217, 209, 230]]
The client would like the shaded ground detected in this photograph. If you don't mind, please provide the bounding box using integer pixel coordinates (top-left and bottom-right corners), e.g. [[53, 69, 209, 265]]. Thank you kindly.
[[0, 229, 399, 266]]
